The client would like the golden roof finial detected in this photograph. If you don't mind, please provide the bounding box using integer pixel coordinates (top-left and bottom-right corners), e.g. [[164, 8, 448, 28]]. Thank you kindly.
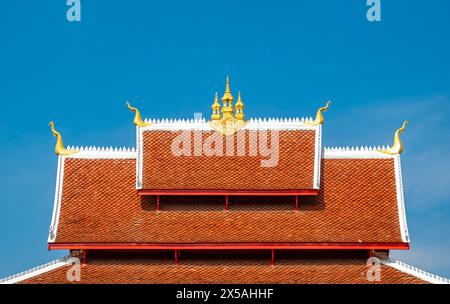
[[305, 100, 331, 126], [379, 120, 408, 155], [126, 101, 152, 127], [209, 77, 247, 136], [211, 92, 221, 121], [222, 75, 234, 102], [235, 91, 244, 121], [49, 122, 79, 156], [221, 76, 234, 121]]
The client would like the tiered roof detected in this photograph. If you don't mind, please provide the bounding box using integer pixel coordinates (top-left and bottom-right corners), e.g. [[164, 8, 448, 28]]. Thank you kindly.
[[2, 77, 447, 284]]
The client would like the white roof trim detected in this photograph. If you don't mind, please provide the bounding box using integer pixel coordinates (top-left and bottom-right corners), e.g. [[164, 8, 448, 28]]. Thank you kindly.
[[0, 256, 69, 284], [48, 155, 64, 243], [382, 258, 450, 284], [323, 146, 395, 159], [313, 125, 322, 189], [64, 146, 136, 159], [140, 117, 317, 131], [136, 127, 143, 189], [394, 155, 410, 242]]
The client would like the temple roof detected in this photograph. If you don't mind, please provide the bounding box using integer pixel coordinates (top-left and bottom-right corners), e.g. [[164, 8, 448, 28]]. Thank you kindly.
[[3, 251, 447, 284], [47, 147, 408, 245]]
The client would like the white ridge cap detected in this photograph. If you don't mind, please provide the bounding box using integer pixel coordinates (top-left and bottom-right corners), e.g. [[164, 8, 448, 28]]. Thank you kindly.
[[65, 146, 137, 159], [0, 256, 70, 284], [140, 117, 318, 131], [382, 258, 450, 284], [323, 146, 394, 159]]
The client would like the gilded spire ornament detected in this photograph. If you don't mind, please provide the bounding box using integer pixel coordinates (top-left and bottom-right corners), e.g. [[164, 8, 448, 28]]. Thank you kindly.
[[379, 120, 408, 155], [221, 76, 234, 121], [305, 100, 331, 126], [208, 76, 247, 136], [126, 101, 153, 127], [235, 91, 244, 121], [49, 121, 79, 156], [211, 92, 221, 121]]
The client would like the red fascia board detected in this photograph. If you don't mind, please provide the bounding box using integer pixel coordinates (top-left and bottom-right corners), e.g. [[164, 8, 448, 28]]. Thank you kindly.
[[137, 189, 320, 196], [49, 242, 409, 251]]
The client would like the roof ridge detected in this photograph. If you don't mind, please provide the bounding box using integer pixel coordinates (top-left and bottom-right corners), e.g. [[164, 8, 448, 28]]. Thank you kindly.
[[382, 258, 450, 284], [142, 117, 315, 124], [324, 146, 389, 152], [66, 146, 136, 153], [0, 256, 69, 284]]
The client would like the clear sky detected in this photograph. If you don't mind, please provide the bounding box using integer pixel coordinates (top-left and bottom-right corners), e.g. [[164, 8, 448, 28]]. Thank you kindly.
[[1, 0, 449, 278]]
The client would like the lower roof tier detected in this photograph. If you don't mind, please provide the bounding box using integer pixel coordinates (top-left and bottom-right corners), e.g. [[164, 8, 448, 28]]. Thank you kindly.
[[14, 251, 430, 284], [48, 151, 408, 244]]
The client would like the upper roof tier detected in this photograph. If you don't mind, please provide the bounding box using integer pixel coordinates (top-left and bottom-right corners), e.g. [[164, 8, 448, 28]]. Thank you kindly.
[[134, 77, 330, 192], [137, 121, 322, 191]]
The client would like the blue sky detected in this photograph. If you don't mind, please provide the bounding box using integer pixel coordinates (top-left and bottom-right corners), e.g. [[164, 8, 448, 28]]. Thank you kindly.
[[0, 0, 449, 278]]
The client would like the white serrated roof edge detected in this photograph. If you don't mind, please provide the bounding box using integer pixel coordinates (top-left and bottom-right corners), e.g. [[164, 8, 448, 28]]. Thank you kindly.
[[323, 146, 394, 159], [0, 256, 69, 284], [382, 258, 450, 284], [140, 117, 317, 130], [47, 148, 137, 243]]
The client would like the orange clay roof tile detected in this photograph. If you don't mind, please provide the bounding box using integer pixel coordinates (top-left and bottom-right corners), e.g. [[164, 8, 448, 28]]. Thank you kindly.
[[141, 130, 319, 190], [52, 156, 404, 244], [19, 252, 427, 284]]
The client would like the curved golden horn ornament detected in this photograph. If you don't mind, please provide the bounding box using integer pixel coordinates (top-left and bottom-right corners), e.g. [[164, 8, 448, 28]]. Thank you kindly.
[[379, 120, 408, 155], [49, 121, 79, 156], [305, 100, 331, 126], [126, 101, 152, 127]]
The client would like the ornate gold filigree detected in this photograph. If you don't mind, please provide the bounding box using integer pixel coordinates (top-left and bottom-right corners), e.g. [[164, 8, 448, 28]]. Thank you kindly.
[[49, 122, 79, 156], [208, 119, 247, 136], [126, 101, 153, 127], [379, 120, 408, 155]]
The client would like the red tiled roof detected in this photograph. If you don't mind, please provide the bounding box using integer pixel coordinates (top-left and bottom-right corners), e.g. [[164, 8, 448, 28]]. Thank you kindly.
[[51, 156, 404, 244], [19, 252, 427, 284], [141, 129, 318, 190]]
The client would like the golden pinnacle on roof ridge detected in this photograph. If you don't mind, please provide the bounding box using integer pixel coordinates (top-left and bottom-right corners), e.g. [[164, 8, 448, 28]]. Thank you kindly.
[[235, 91, 244, 122], [305, 100, 331, 126], [209, 76, 247, 135], [379, 120, 408, 155], [221, 76, 235, 121], [49, 121, 79, 156], [222, 75, 234, 102], [211, 92, 221, 121], [126, 101, 153, 127]]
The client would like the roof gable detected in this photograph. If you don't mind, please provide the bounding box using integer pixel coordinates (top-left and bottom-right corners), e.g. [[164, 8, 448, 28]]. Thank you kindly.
[[137, 120, 322, 191]]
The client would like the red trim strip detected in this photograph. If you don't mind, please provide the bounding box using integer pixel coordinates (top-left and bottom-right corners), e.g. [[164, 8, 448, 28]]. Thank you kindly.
[[49, 242, 409, 250], [137, 189, 320, 196]]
